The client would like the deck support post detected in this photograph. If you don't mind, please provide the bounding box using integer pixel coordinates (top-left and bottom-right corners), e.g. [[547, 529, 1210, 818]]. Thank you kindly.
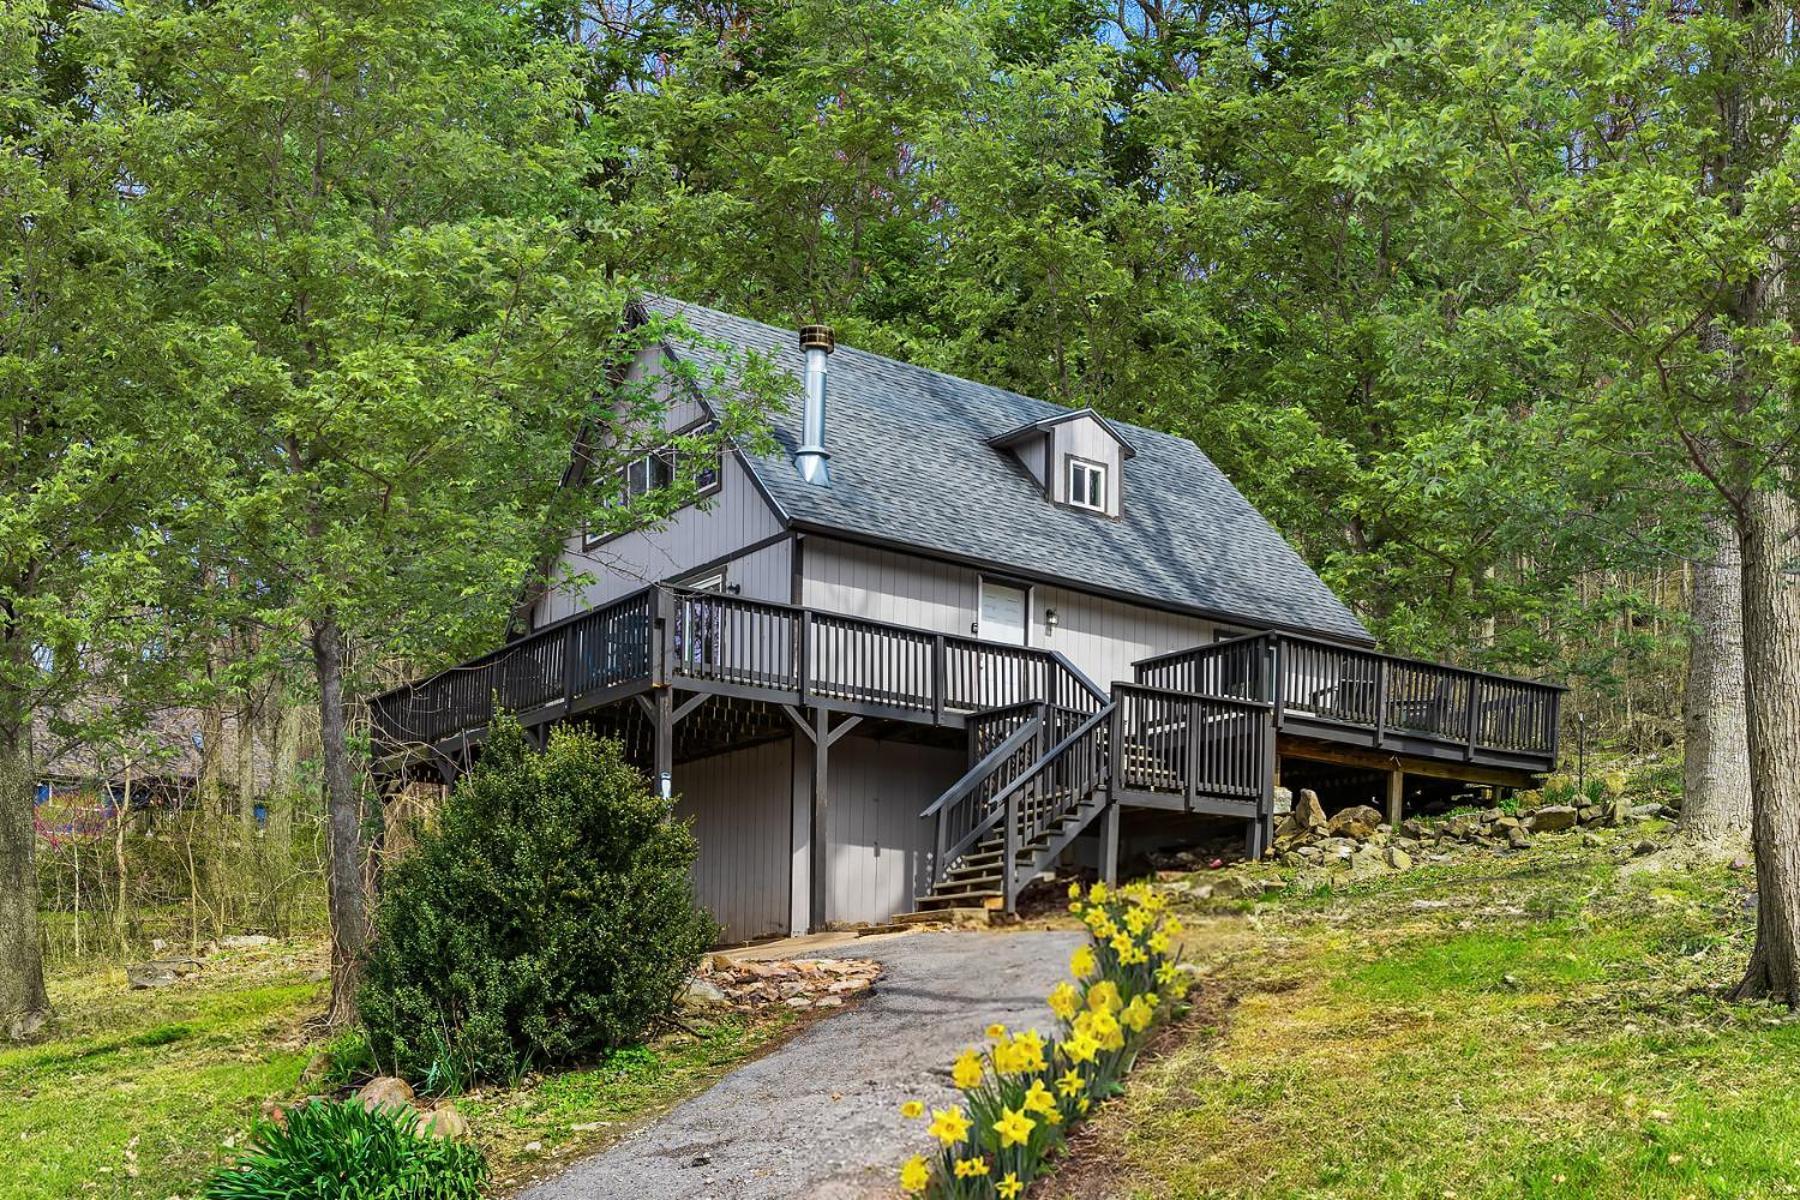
[[1098, 800, 1120, 887], [809, 707, 830, 932], [1386, 767, 1405, 827], [653, 687, 673, 799]]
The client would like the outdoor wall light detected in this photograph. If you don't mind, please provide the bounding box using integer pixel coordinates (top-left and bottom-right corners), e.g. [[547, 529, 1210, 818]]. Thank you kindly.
[[1044, 608, 1059, 636]]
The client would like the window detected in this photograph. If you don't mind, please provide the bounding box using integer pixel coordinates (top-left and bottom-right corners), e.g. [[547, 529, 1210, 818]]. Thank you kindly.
[[1067, 458, 1107, 512], [583, 419, 724, 549]]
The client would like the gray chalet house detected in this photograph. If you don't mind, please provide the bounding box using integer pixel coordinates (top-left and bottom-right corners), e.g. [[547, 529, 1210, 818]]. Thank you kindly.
[[372, 297, 1562, 943]]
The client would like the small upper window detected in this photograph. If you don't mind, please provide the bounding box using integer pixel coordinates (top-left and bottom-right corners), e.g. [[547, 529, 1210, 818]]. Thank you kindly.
[[1068, 458, 1107, 512]]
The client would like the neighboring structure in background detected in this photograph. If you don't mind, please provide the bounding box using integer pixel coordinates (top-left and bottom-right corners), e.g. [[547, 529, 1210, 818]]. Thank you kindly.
[[372, 297, 1564, 942], [32, 707, 274, 843]]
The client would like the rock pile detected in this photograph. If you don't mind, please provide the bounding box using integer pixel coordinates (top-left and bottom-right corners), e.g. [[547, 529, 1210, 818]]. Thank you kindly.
[[1268, 788, 1670, 874], [261, 1076, 471, 1140], [680, 955, 881, 1013]]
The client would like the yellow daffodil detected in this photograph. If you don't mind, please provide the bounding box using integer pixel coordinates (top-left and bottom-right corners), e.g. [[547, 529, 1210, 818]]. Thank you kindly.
[[986, 1022, 1008, 1040], [1079, 1095, 1091, 1114], [1070, 945, 1097, 979], [952, 1047, 985, 1090], [954, 1156, 991, 1178], [1165, 916, 1184, 936], [1125, 905, 1153, 935], [928, 1105, 971, 1146], [1056, 1069, 1085, 1098], [1090, 881, 1109, 903], [1014, 1028, 1048, 1071], [1048, 981, 1080, 1020], [1122, 995, 1154, 1033], [1088, 980, 1122, 1012], [899, 1155, 930, 1194], [1062, 1032, 1100, 1064], [998, 1172, 1024, 1199], [992, 1037, 1024, 1076], [1119, 943, 1148, 966], [1110, 932, 1136, 959], [1148, 930, 1170, 956], [1023, 1079, 1058, 1117], [900, 1099, 924, 1119], [993, 1106, 1036, 1148], [1068, 881, 1084, 900]]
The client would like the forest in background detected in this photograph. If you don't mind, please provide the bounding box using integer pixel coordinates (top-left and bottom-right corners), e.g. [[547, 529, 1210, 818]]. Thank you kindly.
[[12, 0, 1800, 1033]]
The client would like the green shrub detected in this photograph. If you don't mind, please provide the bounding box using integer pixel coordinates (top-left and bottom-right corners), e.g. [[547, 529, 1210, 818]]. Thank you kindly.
[[204, 1098, 486, 1200], [359, 716, 716, 1087]]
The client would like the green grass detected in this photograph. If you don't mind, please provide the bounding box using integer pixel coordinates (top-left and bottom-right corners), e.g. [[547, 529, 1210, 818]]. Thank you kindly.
[[0, 940, 799, 1199], [1049, 827, 1800, 1199], [0, 946, 326, 1200]]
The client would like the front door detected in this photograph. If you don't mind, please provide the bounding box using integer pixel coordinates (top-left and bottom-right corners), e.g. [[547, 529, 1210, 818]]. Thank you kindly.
[[978, 580, 1028, 646]]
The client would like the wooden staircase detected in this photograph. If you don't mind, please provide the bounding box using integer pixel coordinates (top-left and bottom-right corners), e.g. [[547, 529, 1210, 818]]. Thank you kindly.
[[914, 702, 1117, 913]]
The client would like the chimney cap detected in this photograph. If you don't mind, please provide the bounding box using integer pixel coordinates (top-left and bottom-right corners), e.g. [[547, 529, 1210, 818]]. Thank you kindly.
[[799, 324, 835, 353]]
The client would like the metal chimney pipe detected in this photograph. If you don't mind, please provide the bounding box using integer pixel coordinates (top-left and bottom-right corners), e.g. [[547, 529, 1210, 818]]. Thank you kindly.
[[796, 324, 835, 486]]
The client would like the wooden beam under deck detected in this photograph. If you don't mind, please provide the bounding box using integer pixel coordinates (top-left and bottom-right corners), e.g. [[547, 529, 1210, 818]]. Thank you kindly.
[[1277, 733, 1542, 790]]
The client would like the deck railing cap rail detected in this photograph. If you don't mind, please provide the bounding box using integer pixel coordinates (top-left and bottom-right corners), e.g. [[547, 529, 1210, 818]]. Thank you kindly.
[[1131, 629, 1273, 672], [368, 583, 660, 712], [1112, 679, 1275, 715], [1273, 631, 1570, 693]]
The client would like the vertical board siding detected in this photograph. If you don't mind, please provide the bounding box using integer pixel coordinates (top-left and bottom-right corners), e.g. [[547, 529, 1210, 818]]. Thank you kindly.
[[531, 348, 789, 629], [802, 537, 1215, 690], [1052, 417, 1124, 517], [820, 737, 964, 925], [674, 739, 793, 943]]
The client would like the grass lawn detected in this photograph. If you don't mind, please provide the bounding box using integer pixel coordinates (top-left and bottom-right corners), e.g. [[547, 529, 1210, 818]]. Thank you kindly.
[[0, 939, 796, 1199], [1048, 823, 1800, 1200]]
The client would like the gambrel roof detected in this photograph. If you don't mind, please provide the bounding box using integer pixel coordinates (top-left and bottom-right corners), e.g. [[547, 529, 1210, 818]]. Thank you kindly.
[[639, 295, 1373, 646]]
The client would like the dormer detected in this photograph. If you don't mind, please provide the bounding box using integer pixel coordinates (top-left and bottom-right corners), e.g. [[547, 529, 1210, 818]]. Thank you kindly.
[[989, 409, 1136, 518]]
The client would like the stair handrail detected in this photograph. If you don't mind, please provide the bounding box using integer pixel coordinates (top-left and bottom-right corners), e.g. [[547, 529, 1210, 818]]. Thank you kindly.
[[990, 701, 1117, 908], [922, 705, 1047, 888], [919, 702, 1044, 820], [1013, 701, 1115, 842]]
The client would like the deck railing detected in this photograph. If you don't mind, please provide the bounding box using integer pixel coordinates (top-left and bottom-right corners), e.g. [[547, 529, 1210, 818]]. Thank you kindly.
[[1111, 682, 1272, 804], [371, 585, 1108, 751], [1132, 632, 1563, 765]]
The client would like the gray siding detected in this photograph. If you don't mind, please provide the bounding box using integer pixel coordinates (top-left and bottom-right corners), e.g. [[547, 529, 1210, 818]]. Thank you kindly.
[[674, 739, 793, 943], [814, 736, 961, 926], [531, 347, 789, 629], [1051, 416, 1124, 517], [800, 536, 1217, 688]]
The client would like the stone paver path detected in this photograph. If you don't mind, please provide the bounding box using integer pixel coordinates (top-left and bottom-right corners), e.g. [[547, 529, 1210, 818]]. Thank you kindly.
[[520, 929, 1084, 1200]]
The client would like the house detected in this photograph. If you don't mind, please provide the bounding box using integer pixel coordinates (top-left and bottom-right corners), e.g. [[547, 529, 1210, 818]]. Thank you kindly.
[[370, 297, 1563, 943]]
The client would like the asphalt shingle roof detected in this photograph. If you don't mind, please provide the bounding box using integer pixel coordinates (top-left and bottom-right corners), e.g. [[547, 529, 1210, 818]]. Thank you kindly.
[[642, 296, 1372, 646]]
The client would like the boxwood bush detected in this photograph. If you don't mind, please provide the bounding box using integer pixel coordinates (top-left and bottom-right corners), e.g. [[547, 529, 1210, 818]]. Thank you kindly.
[[204, 1098, 486, 1199], [360, 716, 715, 1087]]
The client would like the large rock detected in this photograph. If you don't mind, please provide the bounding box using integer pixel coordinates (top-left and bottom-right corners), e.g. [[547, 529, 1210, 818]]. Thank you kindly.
[[1272, 786, 1294, 816], [680, 976, 728, 1009], [1327, 805, 1384, 841], [1507, 825, 1533, 850], [1525, 805, 1578, 833], [1294, 789, 1328, 832], [126, 958, 202, 990], [420, 1104, 470, 1140], [1211, 873, 1259, 900], [356, 1076, 416, 1114], [1385, 846, 1413, 870]]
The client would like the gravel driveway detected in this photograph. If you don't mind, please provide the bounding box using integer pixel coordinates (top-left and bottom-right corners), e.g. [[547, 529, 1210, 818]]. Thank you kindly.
[[519, 929, 1085, 1200]]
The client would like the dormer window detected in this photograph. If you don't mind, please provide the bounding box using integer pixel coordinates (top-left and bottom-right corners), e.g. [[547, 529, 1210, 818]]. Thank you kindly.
[[988, 407, 1135, 519], [1068, 458, 1107, 512]]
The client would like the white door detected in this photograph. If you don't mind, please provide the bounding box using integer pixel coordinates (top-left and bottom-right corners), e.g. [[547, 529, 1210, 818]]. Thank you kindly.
[[978, 580, 1028, 646]]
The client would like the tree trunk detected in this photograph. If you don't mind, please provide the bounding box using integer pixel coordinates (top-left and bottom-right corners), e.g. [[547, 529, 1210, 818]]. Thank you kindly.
[[0, 723, 50, 1040], [1731, 484, 1800, 1004], [311, 615, 366, 1027], [1683, 511, 1752, 839]]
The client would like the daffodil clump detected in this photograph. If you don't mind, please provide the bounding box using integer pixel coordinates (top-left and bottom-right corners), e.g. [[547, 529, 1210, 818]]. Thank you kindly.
[[897, 880, 1188, 1197]]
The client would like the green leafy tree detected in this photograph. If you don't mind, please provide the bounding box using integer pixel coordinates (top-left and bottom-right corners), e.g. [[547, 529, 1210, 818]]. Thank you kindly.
[[0, 1, 213, 1040], [1386, 0, 1800, 996], [115, 0, 768, 1025]]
